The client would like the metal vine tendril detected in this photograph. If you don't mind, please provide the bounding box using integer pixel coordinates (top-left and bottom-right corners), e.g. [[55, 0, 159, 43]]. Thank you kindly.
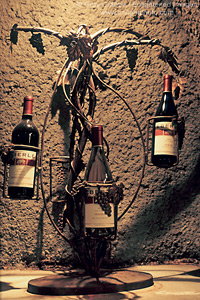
[[9, 24, 180, 274]]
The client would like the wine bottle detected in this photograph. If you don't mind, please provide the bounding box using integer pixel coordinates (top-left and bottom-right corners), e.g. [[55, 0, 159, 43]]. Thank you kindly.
[[84, 125, 117, 237], [8, 96, 39, 199], [151, 75, 179, 168]]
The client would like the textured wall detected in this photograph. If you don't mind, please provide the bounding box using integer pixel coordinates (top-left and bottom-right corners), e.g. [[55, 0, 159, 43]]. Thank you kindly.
[[0, 0, 199, 268]]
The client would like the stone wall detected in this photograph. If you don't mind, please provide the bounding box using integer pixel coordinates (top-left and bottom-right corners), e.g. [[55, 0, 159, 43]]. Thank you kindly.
[[0, 0, 199, 268]]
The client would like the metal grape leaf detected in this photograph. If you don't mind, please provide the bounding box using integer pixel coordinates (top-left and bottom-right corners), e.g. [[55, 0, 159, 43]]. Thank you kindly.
[[177, 117, 185, 150], [29, 33, 45, 55], [156, 45, 179, 74], [10, 24, 18, 45], [174, 85, 181, 100], [125, 47, 138, 72]]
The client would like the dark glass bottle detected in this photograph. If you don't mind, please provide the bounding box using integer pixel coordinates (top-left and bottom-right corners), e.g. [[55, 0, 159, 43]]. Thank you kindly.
[[151, 75, 179, 168], [8, 96, 39, 199], [84, 125, 117, 238]]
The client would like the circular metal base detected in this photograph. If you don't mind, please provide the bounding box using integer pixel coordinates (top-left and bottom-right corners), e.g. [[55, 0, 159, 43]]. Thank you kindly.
[[28, 269, 153, 295]]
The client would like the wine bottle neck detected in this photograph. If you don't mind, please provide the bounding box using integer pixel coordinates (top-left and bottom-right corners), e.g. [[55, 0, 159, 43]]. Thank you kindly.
[[91, 125, 103, 147], [22, 96, 34, 119], [22, 115, 33, 120], [163, 75, 172, 92]]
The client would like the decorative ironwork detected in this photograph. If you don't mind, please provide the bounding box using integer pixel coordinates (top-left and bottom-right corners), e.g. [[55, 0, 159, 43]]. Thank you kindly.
[[1, 23, 184, 277]]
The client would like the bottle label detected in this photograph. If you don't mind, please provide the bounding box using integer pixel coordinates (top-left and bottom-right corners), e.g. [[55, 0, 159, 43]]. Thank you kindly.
[[85, 186, 115, 228], [154, 121, 178, 156], [8, 150, 37, 188]]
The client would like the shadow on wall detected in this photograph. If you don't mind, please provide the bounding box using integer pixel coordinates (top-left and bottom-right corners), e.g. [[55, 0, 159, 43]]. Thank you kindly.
[[123, 155, 200, 258], [51, 85, 71, 151], [34, 206, 45, 267], [33, 86, 71, 267]]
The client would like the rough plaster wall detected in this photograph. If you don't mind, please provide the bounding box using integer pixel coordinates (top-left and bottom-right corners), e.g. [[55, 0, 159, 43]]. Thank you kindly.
[[0, 0, 199, 268]]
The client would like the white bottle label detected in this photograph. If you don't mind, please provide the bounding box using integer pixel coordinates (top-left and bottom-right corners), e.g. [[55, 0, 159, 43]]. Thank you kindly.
[[8, 150, 37, 188], [154, 121, 178, 156], [85, 186, 115, 228]]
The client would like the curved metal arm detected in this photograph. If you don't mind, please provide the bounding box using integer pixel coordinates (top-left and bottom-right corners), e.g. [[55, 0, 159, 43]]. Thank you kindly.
[[12, 25, 63, 40], [91, 27, 145, 40], [93, 38, 160, 60]]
